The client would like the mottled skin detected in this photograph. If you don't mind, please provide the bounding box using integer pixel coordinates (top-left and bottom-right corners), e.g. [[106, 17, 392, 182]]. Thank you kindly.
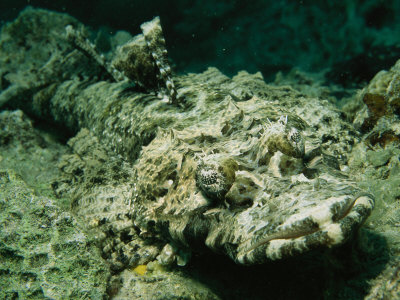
[[131, 89, 374, 265], [0, 9, 374, 268]]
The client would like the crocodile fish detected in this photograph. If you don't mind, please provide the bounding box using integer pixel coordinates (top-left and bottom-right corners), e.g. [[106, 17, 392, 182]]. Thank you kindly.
[[0, 9, 374, 269]]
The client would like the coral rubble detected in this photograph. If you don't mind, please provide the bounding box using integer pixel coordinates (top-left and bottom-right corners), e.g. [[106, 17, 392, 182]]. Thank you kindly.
[[0, 110, 110, 298]]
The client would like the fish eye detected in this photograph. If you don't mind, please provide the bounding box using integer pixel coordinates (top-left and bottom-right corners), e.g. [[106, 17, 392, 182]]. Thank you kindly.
[[288, 128, 301, 144], [195, 157, 238, 202]]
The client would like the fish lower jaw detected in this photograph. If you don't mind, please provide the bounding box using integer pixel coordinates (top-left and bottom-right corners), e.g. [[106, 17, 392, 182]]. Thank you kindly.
[[235, 195, 374, 265]]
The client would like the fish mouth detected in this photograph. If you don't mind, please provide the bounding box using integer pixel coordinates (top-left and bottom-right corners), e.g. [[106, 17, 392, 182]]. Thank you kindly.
[[235, 194, 374, 265]]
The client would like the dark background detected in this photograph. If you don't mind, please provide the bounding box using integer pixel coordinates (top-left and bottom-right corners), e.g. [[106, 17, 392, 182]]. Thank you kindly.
[[2, 0, 400, 85]]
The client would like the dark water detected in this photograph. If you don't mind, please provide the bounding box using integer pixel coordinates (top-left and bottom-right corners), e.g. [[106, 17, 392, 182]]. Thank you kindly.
[[2, 0, 400, 84]]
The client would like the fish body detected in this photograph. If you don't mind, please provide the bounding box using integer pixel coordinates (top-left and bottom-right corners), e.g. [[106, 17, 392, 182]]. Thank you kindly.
[[0, 8, 374, 269]]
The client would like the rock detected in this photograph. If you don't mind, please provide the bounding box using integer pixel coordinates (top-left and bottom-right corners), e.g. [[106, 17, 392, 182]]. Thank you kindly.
[[366, 148, 393, 167], [112, 267, 221, 300], [0, 170, 110, 299], [366, 258, 400, 300]]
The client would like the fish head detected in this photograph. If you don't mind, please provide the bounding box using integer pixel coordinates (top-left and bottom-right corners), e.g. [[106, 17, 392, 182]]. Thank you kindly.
[[132, 98, 374, 266]]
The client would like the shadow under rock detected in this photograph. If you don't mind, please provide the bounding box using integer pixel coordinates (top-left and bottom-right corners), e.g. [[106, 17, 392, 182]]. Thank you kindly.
[[181, 228, 389, 300]]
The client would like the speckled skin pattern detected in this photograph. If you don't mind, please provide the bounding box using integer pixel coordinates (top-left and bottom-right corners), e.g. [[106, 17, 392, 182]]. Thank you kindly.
[[130, 71, 374, 265], [48, 67, 373, 268], [0, 8, 374, 268]]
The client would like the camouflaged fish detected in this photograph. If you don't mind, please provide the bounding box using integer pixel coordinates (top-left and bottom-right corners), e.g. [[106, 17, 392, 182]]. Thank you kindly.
[[0, 9, 374, 270]]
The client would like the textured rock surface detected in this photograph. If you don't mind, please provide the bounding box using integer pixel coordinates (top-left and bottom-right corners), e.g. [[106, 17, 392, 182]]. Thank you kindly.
[[0, 7, 107, 111], [0, 110, 68, 198], [112, 267, 221, 300], [0, 109, 110, 299], [366, 258, 400, 299], [344, 60, 400, 263], [0, 170, 110, 299]]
